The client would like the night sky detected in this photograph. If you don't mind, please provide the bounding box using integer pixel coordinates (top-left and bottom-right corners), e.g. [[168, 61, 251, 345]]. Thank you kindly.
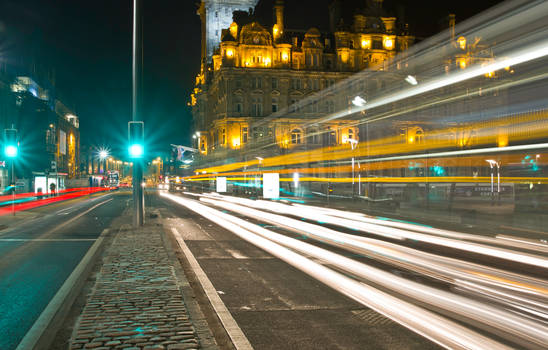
[[0, 0, 504, 158]]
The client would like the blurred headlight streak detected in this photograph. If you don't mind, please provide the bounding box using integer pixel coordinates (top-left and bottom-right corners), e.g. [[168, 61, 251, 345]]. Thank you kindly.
[[161, 191, 516, 350], [208, 194, 548, 268], [199, 195, 548, 299]]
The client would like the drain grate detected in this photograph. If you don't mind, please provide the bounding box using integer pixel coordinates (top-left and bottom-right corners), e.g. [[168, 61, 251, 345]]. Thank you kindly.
[[351, 309, 395, 326]]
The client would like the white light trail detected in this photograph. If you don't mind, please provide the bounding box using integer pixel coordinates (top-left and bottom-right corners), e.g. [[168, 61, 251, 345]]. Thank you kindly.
[[233, 198, 548, 269], [200, 195, 548, 299], [161, 191, 514, 350]]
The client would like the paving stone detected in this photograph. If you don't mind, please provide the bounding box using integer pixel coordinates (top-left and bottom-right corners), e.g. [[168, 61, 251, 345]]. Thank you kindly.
[[105, 340, 122, 346], [68, 226, 204, 350]]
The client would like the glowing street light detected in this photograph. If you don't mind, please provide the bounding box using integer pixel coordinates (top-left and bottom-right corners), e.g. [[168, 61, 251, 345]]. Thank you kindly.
[[352, 96, 366, 107], [405, 75, 418, 85], [99, 149, 109, 160]]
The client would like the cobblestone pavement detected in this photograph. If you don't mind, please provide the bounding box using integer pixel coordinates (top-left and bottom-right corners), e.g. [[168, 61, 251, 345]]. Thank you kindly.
[[69, 219, 210, 350]]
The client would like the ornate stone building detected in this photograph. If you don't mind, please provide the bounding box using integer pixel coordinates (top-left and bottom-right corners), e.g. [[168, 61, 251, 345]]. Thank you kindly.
[[191, 0, 414, 159]]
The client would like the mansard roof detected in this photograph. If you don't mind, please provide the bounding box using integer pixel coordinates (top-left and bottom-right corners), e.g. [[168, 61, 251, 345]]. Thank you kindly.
[[240, 22, 272, 46]]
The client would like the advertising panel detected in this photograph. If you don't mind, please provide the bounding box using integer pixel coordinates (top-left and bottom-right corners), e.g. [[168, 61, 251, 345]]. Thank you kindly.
[[216, 177, 227, 192], [262, 173, 279, 199], [59, 130, 66, 155]]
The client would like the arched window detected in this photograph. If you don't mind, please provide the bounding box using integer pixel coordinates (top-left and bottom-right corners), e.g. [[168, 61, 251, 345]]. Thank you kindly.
[[415, 130, 423, 143], [291, 129, 302, 144]]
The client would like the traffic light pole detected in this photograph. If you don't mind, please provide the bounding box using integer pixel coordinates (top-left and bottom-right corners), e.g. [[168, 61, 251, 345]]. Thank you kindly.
[[11, 160, 14, 216], [132, 0, 144, 227], [133, 160, 144, 226]]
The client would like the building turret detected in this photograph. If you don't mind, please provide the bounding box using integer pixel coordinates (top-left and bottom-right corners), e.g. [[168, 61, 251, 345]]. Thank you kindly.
[[273, 0, 284, 41]]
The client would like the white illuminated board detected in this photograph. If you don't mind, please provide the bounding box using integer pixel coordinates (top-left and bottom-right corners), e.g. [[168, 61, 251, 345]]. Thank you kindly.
[[263, 173, 279, 199], [59, 130, 66, 155], [216, 177, 227, 193]]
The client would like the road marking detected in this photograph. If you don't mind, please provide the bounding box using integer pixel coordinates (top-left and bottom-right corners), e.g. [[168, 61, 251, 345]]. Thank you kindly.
[[45, 198, 114, 233], [352, 309, 394, 326], [499, 225, 547, 235], [225, 249, 249, 259], [0, 194, 114, 238], [0, 238, 96, 242], [171, 227, 253, 350]]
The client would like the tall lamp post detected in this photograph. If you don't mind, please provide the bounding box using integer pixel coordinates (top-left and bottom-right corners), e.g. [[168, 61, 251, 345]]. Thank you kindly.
[[348, 138, 358, 198], [129, 0, 145, 227], [486, 159, 500, 205]]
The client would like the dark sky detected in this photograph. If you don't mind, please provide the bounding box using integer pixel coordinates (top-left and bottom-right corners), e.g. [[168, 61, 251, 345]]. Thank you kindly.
[[0, 0, 504, 158]]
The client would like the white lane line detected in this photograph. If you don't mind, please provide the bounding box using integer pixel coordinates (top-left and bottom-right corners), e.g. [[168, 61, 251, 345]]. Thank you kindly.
[[0, 239, 96, 242], [170, 227, 253, 350], [46, 198, 114, 233], [0, 196, 114, 238], [225, 249, 249, 259]]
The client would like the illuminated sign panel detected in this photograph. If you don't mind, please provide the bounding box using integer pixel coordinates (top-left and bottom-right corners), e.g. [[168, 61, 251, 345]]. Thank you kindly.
[[263, 173, 279, 199], [216, 177, 227, 193]]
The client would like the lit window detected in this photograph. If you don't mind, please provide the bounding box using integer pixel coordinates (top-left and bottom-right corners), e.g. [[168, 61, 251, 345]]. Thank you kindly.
[[457, 36, 466, 50], [361, 38, 371, 49], [291, 129, 302, 144], [242, 127, 248, 143], [383, 37, 394, 50]]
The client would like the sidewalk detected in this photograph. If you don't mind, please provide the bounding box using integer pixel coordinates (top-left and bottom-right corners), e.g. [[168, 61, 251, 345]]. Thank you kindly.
[[68, 211, 218, 350]]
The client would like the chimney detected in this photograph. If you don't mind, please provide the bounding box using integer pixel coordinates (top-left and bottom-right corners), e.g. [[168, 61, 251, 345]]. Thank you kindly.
[[329, 0, 342, 33], [449, 14, 456, 41]]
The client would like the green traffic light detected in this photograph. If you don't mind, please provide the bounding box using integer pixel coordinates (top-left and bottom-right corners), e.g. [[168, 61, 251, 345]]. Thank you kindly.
[[4, 145, 17, 158], [129, 144, 144, 158]]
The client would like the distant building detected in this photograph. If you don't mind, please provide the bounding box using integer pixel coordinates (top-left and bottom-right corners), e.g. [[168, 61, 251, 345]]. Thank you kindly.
[[191, 0, 414, 161], [0, 70, 80, 192]]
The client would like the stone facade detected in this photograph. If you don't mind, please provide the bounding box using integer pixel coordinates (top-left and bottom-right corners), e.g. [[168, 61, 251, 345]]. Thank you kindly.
[[191, 0, 414, 159]]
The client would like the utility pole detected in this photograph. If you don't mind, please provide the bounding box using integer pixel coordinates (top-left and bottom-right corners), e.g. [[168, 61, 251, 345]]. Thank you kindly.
[[131, 0, 145, 226]]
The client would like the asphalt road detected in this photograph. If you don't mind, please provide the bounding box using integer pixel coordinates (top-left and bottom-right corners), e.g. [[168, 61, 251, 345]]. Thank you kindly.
[[0, 191, 129, 350], [154, 192, 440, 350]]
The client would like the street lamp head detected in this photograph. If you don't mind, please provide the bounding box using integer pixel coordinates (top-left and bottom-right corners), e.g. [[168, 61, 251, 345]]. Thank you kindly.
[[99, 150, 109, 160], [405, 75, 418, 85], [485, 159, 499, 168], [352, 96, 366, 107]]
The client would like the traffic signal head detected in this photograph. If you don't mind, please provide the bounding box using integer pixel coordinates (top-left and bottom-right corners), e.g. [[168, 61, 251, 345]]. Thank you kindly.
[[129, 144, 144, 158], [4, 129, 18, 158], [128, 121, 144, 159]]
